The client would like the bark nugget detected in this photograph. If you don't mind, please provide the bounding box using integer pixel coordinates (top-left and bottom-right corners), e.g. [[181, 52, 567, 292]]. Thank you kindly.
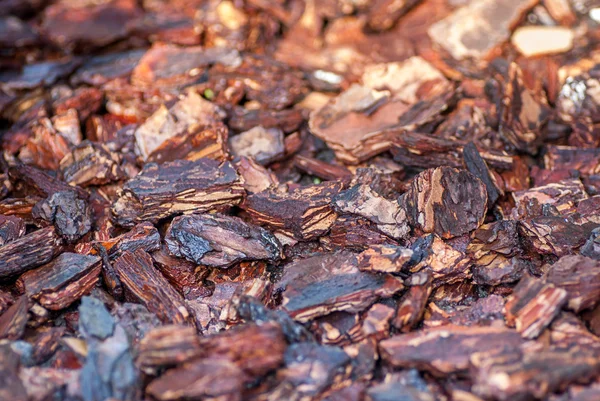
[[242, 182, 342, 241], [113, 249, 191, 325], [401, 167, 487, 239], [165, 213, 282, 268], [17, 253, 102, 311], [0, 226, 64, 279], [112, 158, 244, 226]]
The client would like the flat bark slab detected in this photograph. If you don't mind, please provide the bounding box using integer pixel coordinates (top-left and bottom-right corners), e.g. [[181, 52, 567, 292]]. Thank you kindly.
[[472, 348, 600, 400], [112, 159, 244, 226], [278, 252, 404, 322], [165, 213, 282, 268], [0, 226, 64, 279], [401, 167, 487, 239], [380, 325, 524, 375], [241, 182, 342, 241], [113, 249, 191, 325], [17, 252, 101, 310]]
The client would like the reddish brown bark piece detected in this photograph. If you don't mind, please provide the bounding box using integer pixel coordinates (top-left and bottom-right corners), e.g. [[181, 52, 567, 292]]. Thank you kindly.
[[242, 182, 342, 241], [468, 220, 526, 285], [165, 213, 282, 268], [405, 234, 471, 286], [197, 322, 286, 376], [498, 62, 550, 155], [274, 342, 351, 399], [147, 359, 247, 401], [361, 303, 395, 341], [390, 131, 515, 171], [131, 43, 240, 89], [312, 312, 362, 346], [147, 122, 229, 164], [8, 164, 87, 199], [113, 249, 191, 325], [152, 246, 207, 300], [111, 159, 244, 226], [357, 245, 413, 273], [472, 348, 600, 401], [512, 179, 588, 219], [519, 215, 593, 257], [41, 0, 142, 48], [0, 290, 12, 315], [0, 226, 63, 279], [366, 0, 421, 31], [0, 345, 28, 400], [427, 294, 505, 328], [278, 252, 404, 322], [380, 325, 523, 375], [323, 215, 400, 251], [463, 142, 503, 207], [59, 141, 123, 187], [17, 253, 101, 311], [51, 86, 104, 122], [505, 274, 567, 339], [401, 167, 487, 239], [393, 273, 431, 332], [146, 322, 286, 400], [293, 155, 353, 182], [70, 49, 145, 86], [309, 57, 450, 164], [235, 157, 278, 194], [228, 107, 304, 134], [545, 255, 600, 313], [137, 325, 201, 370], [544, 146, 600, 176], [50, 108, 82, 147], [0, 215, 25, 246], [207, 54, 307, 111], [134, 91, 225, 160], [0, 296, 29, 340], [334, 182, 410, 240], [79, 222, 161, 261], [229, 126, 284, 165]]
